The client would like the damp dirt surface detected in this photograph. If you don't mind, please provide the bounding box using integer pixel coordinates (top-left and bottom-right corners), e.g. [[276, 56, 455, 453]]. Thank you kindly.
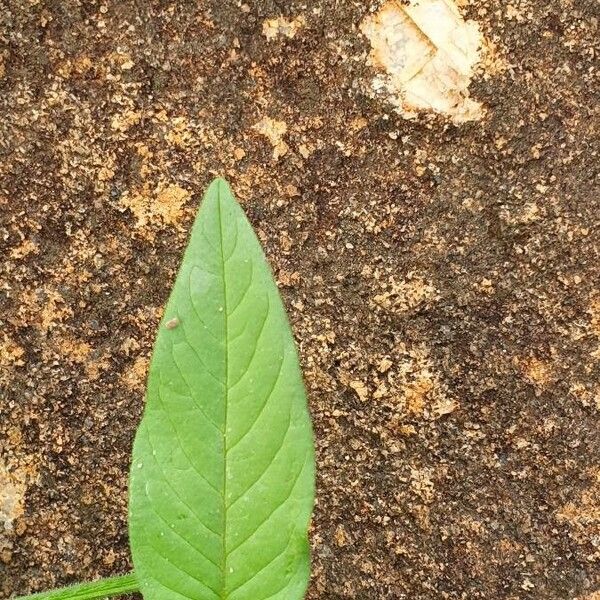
[[1, 1, 599, 599]]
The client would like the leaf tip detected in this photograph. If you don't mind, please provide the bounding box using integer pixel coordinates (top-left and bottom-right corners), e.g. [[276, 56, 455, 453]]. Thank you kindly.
[[207, 176, 231, 196]]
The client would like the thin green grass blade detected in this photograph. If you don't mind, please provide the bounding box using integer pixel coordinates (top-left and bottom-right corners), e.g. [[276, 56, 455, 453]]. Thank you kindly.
[[12, 574, 139, 600]]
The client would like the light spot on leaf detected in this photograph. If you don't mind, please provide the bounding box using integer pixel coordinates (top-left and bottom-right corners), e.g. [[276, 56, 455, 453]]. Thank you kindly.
[[165, 317, 180, 330]]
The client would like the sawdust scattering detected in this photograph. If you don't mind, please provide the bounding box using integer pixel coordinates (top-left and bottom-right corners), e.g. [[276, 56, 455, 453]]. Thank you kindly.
[[371, 274, 437, 314], [165, 117, 195, 150], [0, 336, 25, 368], [83, 353, 113, 381], [349, 380, 369, 401], [556, 469, 600, 562], [233, 147, 246, 161], [569, 383, 600, 411], [9, 240, 38, 260], [121, 356, 150, 391], [120, 182, 190, 235], [110, 109, 142, 133], [518, 355, 554, 394], [262, 16, 306, 41], [55, 337, 92, 364], [398, 345, 457, 420], [18, 288, 75, 333], [410, 467, 436, 504], [154, 184, 190, 225], [252, 116, 289, 160], [589, 294, 600, 337]]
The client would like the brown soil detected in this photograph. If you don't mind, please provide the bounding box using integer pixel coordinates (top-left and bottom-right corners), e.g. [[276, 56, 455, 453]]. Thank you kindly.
[[1, 1, 599, 599]]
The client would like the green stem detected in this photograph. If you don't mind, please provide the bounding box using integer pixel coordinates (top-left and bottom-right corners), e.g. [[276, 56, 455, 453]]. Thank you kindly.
[[13, 573, 139, 600]]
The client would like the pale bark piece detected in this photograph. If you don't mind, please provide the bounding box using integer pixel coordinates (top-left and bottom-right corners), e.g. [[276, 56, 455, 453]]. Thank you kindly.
[[361, 0, 485, 123]]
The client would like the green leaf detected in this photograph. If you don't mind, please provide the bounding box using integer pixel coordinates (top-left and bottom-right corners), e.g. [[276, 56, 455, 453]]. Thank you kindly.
[[128, 178, 315, 600]]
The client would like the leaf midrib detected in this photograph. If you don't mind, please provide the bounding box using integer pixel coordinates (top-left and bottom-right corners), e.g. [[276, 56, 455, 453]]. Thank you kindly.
[[216, 182, 230, 600]]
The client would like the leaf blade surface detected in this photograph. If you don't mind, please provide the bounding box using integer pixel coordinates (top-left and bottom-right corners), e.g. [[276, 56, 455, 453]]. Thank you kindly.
[[129, 179, 315, 600]]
